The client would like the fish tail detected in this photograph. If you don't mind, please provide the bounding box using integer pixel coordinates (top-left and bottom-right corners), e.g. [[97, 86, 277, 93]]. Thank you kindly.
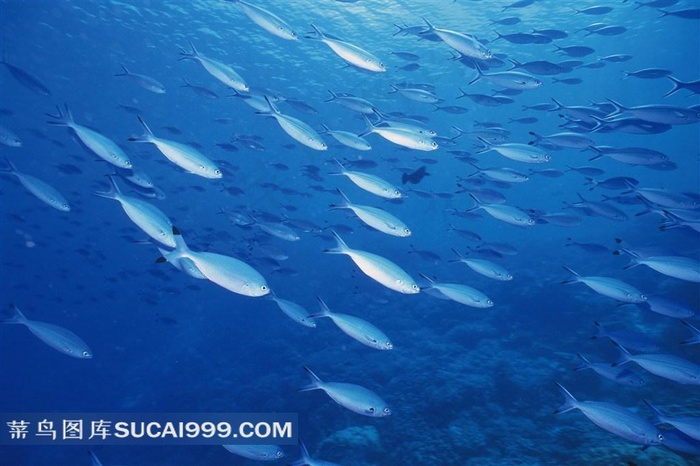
[[318, 123, 331, 134], [561, 266, 580, 284], [164, 226, 191, 261], [553, 383, 578, 415], [92, 175, 121, 199], [45, 103, 73, 126], [550, 98, 564, 111], [324, 230, 349, 255], [0, 157, 16, 174], [680, 320, 700, 345], [643, 400, 664, 425], [611, 341, 632, 367], [418, 273, 435, 284], [310, 296, 332, 318], [298, 366, 323, 391], [324, 89, 338, 102], [573, 353, 592, 371], [331, 188, 351, 209], [421, 17, 434, 31], [3, 303, 27, 324], [128, 116, 154, 142], [263, 96, 279, 114], [605, 97, 623, 115], [307, 24, 324, 39], [114, 64, 130, 77], [662, 75, 683, 98], [468, 63, 482, 86]]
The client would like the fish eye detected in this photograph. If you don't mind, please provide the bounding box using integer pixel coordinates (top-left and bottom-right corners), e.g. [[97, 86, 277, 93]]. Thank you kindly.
[[275, 451, 284, 458], [404, 228, 411, 235], [431, 142, 438, 148], [487, 300, 493, 305], [82, 351, 90, 357], [367, 407, 375, 413], [383, 407, 391, 414], [412, 284, 419, 291], [215, 169, 221, 175], [657, 433, 664, 442], [261, 285, 268, 291], [394, 190, 401, 196], [385, 342, 393, 349]]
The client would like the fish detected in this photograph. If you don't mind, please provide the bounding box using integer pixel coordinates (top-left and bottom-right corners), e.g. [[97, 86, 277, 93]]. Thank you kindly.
[[663, 75, 700, 97], [591, 321, 659, 352], [360, 115, 438, 151], [291, 440, 340, 466], [477, 137, 550, 164], [588, 146, 668, 166], [248, 215, 300, 241], [0, 158, 70, 212], [469, 63, 542, 90], [450, 249, 513, 281], [312, 297, 393, 350], [420, 273, 493, 308], [2, 304, 92, 359], [613, 343, 700, 385], [567, 193, 628, 221], [179, 41, 248, 92], [325, 90, 375, 114], [181, 79, 218, 99], [46, 104, 132, 169], [467, 194, 534, 227], [574, 354, 646, 387], [645, 400, 700, 441], [389, 84, 440, 103], [561, 267, 646, 303], [402, 166, 430, 185], [330, 188, 411, 237], [330, 159, 402, 199], [299, 366, 391, 417], [467, 163, 529, 183], [222, 444, 284, 461], [0, 55, 52, 95], [0, 124, 21, 147], [259, 97, 327, 150], [157, 227, 270, 297], [318, 124, 371, 151], [606, 98, 700, 125], [113, 64, 165, 93], [622, 68, 672, 80], [554, 383, 664, 446], [128, 116, 222, 178], [528, 132, 594, 149], [681, 321, 700, 345], [641, 295, 696, 319], [268, 293, 316, 328], [93, 176, 175, 247], [226, 0, 297, 40], [421, 18, 491, 60], [324, 231, 419, 294], [306, 24, 385, 72], [619, 249, 700, 283]]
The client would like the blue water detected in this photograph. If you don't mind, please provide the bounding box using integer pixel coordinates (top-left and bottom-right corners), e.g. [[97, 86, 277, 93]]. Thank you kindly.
[[1, 0, 699, 464]]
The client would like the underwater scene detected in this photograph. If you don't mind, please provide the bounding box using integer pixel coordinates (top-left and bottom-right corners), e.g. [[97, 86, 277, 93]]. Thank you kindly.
[[0, 0, 699, 464]]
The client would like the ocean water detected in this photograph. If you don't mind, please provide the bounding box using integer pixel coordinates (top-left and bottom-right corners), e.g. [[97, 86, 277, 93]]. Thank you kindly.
[[0, 0, 699, 465]]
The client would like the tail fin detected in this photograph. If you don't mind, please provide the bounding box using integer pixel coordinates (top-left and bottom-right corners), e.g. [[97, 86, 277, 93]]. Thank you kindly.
[[114, 64, 130, 77], [0, 157, 16, 174], [611, 341, 633, 367], [309, 296, 333, 319], [643, 399, 664, 425], [680, 320, 700, 345], [574, 353, 592, 372], [93, 175, 122, 200], [128, 116, 154, 143], [323, 230, 350, 255], [553, 383, 578, 415], [307, 24, 325, 40], [468, 62, 483, 86], [662, 75, 684, 98], [561, 266, 581, 284], [418, 273, 436, 284], [2, 303, 28, 325], [299, 366, 323, 392], [330, 188, 351, 210], [45, 103, 74, 126], [358, 114, 376, 138]]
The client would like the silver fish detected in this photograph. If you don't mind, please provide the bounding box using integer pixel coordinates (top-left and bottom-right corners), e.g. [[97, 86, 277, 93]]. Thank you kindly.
[[312, 297, 392, 350], [621, 250, 700, 283], [613, 343, 700, 385], [46, 104, 131, 169], [645, 400, 700, 441], [306, 24, 385, 72], [259, 97, 327, 151], [226, 0, 297, 40], [157, 227, 269, 297], [93, 176, 175, 247], [129, 116, 222, 179], [2, 304, 92, 359], [268, 293, 316, 328], [360, 115, 438, 151], [1, 158, 70, 212], [468, 194, 534, 227], [222, 444, 284, 461], [470, 63, 541, 90], [554, 383, 664, 446], [574, 353, 646, 387], [420, 273, 493, 308], [324, 231, 419, 294], [331, 189, 411, 237], [422, 18, 491, 60], [179, 41, 248, 92], [477, 137, 550, 164], [319, 124, 371, 151], [330, 159, 402, 199], [299, 366, 390, 417], [114, 64, 165, 94], [0, 124, 21, 147], [562, 266, 646, 303], [450, 249, 512, 281]]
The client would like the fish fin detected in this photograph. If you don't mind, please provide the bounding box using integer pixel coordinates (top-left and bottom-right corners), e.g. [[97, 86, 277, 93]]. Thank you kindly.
[[334, 188, 351, 207], [418, 273, 435, 284], [306, 24, 324, 39], [262, 95, 279, 114], [114, 64, 130, 77], [611, 341, 632, 366], [298, 366, 323, 391], [474, 136, 492, 153], [92, 176, 120, 199], [0, 157, 16, 173], [662, 75, 682, 98], [573, 353, 591, 371], [323, 230, 349, 255], [45, 103, 72, 126], [421, 17, 435, 31], [324, 89, 338, 102], [357, 114, 375, 137], [643, 399, 664, 425], [560, 266, 580, 283], [553, 382, 578, 415], [314, 296, 332, 316], [605, 97, 624, 115], [2, 303, 27, 324]]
